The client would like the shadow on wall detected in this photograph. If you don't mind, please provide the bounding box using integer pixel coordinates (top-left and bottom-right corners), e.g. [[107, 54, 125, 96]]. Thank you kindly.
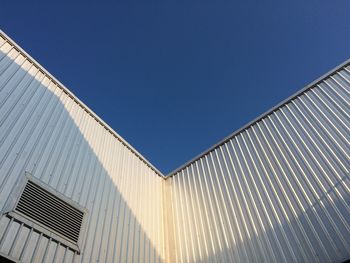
[[0, 48, 163, 263], [1, 38, 349, 263]]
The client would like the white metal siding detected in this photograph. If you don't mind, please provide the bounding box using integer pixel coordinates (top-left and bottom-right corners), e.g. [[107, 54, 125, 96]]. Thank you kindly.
[[0, 32, 165, 263], [167, 64, 350, 262], [1, 29, 350, 263]]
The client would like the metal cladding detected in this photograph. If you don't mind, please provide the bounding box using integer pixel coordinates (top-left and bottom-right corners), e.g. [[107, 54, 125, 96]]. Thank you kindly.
[[0, 32, 165, 262], [0, 29, 349, 263], [166, 63, 350, 262]]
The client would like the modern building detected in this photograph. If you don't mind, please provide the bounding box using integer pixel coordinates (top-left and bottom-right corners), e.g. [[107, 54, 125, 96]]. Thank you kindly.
[[0, 30, 349, 263]]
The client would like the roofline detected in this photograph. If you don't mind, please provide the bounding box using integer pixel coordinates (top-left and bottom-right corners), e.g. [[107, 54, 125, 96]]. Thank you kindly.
[[167, 57, 350, 178], [2, 29, 348, 180], [0, 29, 166, 179]]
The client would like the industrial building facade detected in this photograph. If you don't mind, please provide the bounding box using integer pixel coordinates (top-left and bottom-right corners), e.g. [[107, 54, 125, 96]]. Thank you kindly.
[[0, 30, 348, 263]]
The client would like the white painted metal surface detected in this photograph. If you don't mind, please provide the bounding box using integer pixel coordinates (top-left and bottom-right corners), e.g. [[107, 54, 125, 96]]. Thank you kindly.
[[166, 62, 350, 262], [0, 29, 349, 263], [0, 31, 165, 263]]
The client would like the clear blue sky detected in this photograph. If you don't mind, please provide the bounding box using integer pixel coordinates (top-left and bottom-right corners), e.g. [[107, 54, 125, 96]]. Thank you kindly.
[[1, 1, 350, 174]]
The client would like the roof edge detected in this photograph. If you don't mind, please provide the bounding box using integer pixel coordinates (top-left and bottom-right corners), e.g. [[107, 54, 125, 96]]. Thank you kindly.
[[0, 29, 166, 179], [167, 57, 350, 178]]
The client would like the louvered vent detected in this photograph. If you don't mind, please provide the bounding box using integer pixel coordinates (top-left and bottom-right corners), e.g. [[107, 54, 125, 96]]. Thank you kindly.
[[15, 180, 84, 243]]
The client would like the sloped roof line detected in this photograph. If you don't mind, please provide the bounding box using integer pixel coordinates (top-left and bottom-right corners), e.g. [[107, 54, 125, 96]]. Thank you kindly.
[[0, 30, 166, 179], [167, 57, 350, 177], [2, 30, 349, 180]]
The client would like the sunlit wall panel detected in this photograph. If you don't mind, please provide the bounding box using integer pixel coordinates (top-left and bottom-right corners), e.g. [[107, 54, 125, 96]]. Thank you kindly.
[[167, 61, 350, 263]]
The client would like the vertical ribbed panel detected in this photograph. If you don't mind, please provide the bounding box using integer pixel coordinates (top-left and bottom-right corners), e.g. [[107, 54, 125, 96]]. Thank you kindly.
[[167, 65, 350, 262], [0, 32, 165, 263], [1, 30, 350, 263]]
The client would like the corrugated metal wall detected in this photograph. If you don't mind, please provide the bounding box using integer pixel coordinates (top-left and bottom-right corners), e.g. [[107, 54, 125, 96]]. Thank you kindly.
[[0, 32, 165, 263], [166, 63, 350, 262], [1, 30, 349, 263]]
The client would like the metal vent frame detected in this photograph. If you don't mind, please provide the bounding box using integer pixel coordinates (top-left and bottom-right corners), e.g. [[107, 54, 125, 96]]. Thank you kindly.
[[1, 172, 88, 253]]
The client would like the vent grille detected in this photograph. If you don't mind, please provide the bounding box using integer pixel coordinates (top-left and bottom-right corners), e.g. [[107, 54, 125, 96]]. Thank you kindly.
[[15, 180, 84, 243]]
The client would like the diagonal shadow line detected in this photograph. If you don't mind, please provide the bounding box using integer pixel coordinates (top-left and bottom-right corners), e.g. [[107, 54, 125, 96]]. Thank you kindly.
[[0, 46, 165, 263]]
